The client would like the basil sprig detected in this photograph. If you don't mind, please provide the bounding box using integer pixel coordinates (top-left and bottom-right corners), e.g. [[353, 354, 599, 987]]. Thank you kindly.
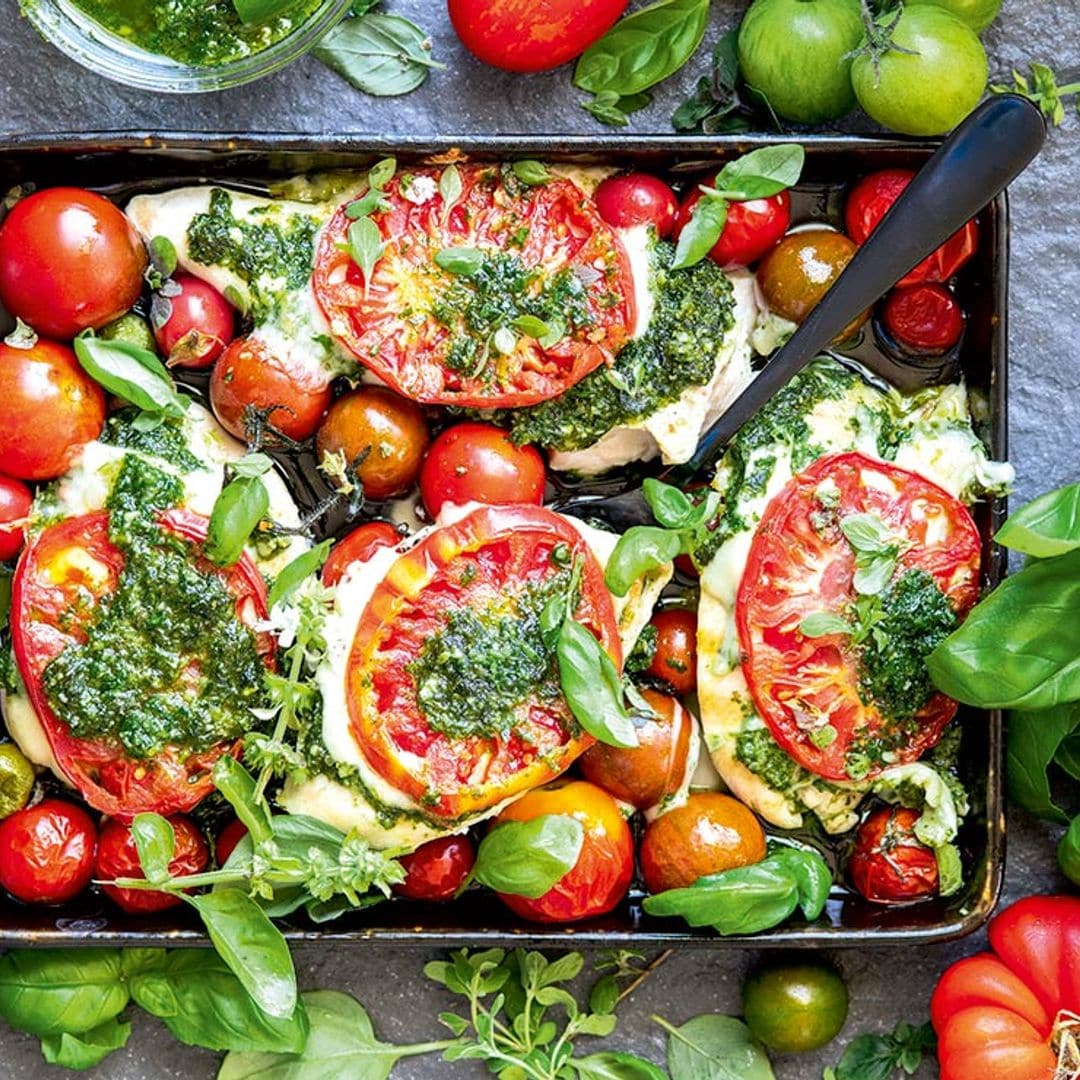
[[267, 540, 331, 610], [74, 333, 189, 420], [469, 814, 585, 898], [205, 454, 273, 567], [345, 156, 396, 220], [672, 145, 806, 270]]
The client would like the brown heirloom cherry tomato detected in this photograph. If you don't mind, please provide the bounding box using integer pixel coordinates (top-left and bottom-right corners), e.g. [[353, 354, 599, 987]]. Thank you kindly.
[[322, 521, 401, 587], [420, 422, 545, 519], [210, 335, 333, 443], [882, 283, 964, 355], [579, 689, 692, 811], [154, 273, 235, 369], [494, 780, 633, 923], [0, 798, 97, 904], [96, 814, 209, 914], [394, 835, 476, 902], [316, 387, 429, 502], [0, 340, 106, 481], [676, 189, 791, 269], [640, 792, 767, 894], [0, 475, 32, 561], [0, 187, 147, 340], [647, 608, 698, 696], [216, 818, 248, 866], [849, 806, 939, 904], [595, 173, 680, 238]]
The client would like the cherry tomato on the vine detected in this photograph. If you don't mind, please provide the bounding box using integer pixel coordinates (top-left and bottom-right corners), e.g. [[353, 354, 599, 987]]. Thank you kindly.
[[676, 189, 791, 268], [646, 608, 698, 696], [849, 806, 939, 904], [394, 835, 476, 902], [0, 476, 32, 561], [216, 818, 248, 866], [322, 521, 401, 587], [0, 799, 97, 904], [154, 273, 235, 369], [595, 173, 679, 237], [882, 284, 965, 355]]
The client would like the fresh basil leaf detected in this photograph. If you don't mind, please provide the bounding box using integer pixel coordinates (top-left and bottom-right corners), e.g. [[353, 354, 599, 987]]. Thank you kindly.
[[472, 814, 584, 898], [657, 1014, 775, 1080], [605, 526, 685, 597], [643, 478, 695, 528], [800, 612, 855, 637], [1055, 733, 1080, 781], [213, 757, 274, 846], [434, 246, 485, 275], [268, 540, 332, 609], [996, 483, 1080, 557], [119, 949, 166, 980], [1005, 703, 1080, 822], [935, 843, 963, 897], [765, 847, 832, 920], [367, 156, 397, 192], [714, 145, 805, 201], [830, 1022, 935, 1080], [583, 90, 653, 126], [74, 334, 188, 419], [439, 163, 462, 209], [672, 32, 745, 133], [131, 812, 176, 885], [347, 215, 385, 288], [1058, 813, 1080, 887], [148, 234, 178, 279], [0, 950, 128, 1037], [512, 159, 552, 186], [231, 452, 274, 479], [513, 314, 553, 340], [313, 13, 443, 97], [852, 552, 897, 597], [40, 1018, 131, 1071], [840, 513, 900, 554], [576, 1051, 668, 1079], [232, 0, 294, 24], [345, 187, 388, 220], [928, 548, 1080, 709], [130, 951, 308, 1053], [671, 193, 728, 270], [188, 888, 297, 1020], [206, 475, 270, 567], [558, 618, 639, 747]]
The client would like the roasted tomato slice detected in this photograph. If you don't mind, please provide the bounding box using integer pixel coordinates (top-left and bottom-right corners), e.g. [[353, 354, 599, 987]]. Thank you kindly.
[[11, 509, 273, 819], [312, 164, 635, 408], [346, 504, 621, 818], [736, 452, 981, 782]]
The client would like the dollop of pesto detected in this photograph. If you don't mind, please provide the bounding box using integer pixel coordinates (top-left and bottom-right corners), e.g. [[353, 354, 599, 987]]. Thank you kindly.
[[41, 455, 270, 760], [507, 240, 735, 451], [735, 726, 798, 793], [100, 409, 202, 474]]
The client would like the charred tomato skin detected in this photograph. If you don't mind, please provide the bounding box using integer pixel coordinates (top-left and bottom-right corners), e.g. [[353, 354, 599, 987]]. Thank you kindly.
[[849, 805, 939, 903]]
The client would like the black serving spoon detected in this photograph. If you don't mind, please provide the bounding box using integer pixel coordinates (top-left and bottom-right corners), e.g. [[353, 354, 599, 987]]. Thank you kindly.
[[554, 94, 1046, 532]]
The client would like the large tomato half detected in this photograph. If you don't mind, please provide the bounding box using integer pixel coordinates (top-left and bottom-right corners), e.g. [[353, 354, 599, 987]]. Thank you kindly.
[[11, 509, 273, 820], [313, 163, 635, 408], [736, 452, 981, 781], [345, 505, 621, 818]]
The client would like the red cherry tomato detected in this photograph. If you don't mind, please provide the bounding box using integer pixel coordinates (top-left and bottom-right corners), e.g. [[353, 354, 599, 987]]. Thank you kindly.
[[494, 781, 633, 923], [845, 170, 979, 287], [0, 799, 97, 904], [647, 608, 698, 696], [210, 335, 333, 443], [0, 339, 106, 481], [154, 273, 235, 370], [448, 0, 629, 72], [322, 521, 401, 587], [0, 187, 147, 340], [394, 835, 476, 902], [0, 476, 32, 561], [95, 815, 209, 914], [676, 189, 791, 268], [216, 818, 248, 866], [420, 422, 546, 519], [595, 173, 680, 238], [882, 284, 965, 355], [849, 806, 939, 904]]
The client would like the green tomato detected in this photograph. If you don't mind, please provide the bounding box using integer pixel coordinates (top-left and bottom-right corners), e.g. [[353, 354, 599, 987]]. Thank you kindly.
[[99, 311, 157, 354], [738, 0, 865, 124], [742, 963, 849, 1053], [852, 7, 988, 136], [1059, 815, 1080, 887], [0, 743, 35, 819], [905, 0, 1003, 33]]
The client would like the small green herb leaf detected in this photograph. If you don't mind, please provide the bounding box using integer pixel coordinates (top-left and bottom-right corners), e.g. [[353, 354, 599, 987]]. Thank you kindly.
[[558, 618, 639, 747], [367, 156, 397, 192], [74, 334, 188, 419], [40, 1018, 131, 1071], [206, 475, 270, 567], [439, 163, 463, 209], [131, 813, 176, 885], [511, 159, 552, 186], [800, 612, 854, 638], [230, 453, 274, 479], [576, 1051, 669, 1079], [213, 757, 274, 846], [655, 1013, 775, 1080], [672, 192, 728, 270], [268, 540, 332, 609], [605, 526, 685, 598], [991, 63, 1080, 127], [147, 234, 178, 279], [434, 246, 485, 275], [714, 144, 805, 201], [582, 90, 653, 126], [471, 814, 584, 898], [995, 482, 1080, 557], [347, 216, 385, 288], [513, 314, 553, 340], [827, 1020, 935, 1080]]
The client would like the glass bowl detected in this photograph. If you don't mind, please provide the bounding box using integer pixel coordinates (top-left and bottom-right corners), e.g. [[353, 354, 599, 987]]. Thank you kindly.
[[20, 0, 351, 93]]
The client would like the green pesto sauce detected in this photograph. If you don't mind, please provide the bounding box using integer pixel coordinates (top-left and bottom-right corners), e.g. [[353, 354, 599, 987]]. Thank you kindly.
[[735, 726, 798, 793], [100, 409, 202, 474], [65, 0, 322, 67], [187, 188, 318, 320], [408, 570, 569, 740], [41, 455, 270, 760], [507, 241, 736, 452]]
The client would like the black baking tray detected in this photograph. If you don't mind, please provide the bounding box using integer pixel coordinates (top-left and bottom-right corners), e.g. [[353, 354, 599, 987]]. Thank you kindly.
[[0, 132, 1008, 950]]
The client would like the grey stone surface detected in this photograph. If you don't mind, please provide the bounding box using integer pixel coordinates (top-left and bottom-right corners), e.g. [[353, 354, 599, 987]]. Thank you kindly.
[[1, 0, 1079, 1075]]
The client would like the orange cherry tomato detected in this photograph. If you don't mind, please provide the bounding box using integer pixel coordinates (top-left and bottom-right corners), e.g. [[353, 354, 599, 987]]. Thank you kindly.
[[0, 799, 97, 904], [646, 608, 698, 696], [322, 521, 401, 587], [394, 835, 476, 902], [494, 780, 633, 923], [640, 792, 767, 894]]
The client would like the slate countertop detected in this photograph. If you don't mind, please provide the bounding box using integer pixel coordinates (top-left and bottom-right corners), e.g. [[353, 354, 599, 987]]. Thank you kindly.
[[1, 0, 1078, 1075]]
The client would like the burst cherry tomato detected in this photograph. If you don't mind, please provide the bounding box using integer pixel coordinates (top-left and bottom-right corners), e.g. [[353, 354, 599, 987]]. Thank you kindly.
[[315, 387, 429, 501], [881, 283, 965, 355], [640, 792, 767, 894], [849, 806, 939, 903], [0, 799, 97, 904], [154, 273, 235, 369], [448, 0, 629, 72], [420, 422, 546, 519], [0, 187, 147, 340], [394, 835, 476, 902], [322, 521, 401, 587], [0, 339, 106, 481], [0, 476, 32, 561], [579, 689, 692, 810], [210, 335, 333, 443], [595, 173, 679, 237], [494, 781, 633, 923], [96, 814, 209, 914], [676, 189, 791, 268], [647, 608, 698, 696], [216, 819, 248, 866], [845, 170, 979, 287]]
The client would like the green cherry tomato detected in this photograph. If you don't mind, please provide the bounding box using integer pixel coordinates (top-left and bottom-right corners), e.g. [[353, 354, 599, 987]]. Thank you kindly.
[[743, 963, 849, 1053], [852, 7, 988, 136], [738, 0, 865, 123], [906, 0, 1002, 32], [0, 743, 36, 819]]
